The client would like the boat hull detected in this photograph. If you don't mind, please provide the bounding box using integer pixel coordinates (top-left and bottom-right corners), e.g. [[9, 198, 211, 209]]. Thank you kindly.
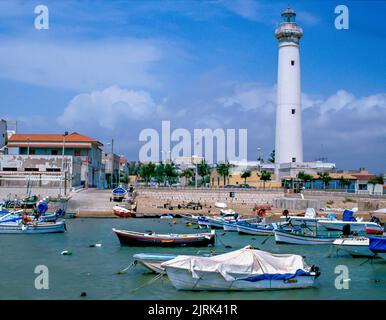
[[223, 222, 238, 232], [113, 229, 215, 247], [274, 230, 337, 245], [164, 268, 317, 291], [318, 221, 383, 235], [332, 238, 373, 257], [237, 224, 274, 236], [133, 253, 177, 273], [0, 221, 66, 234]]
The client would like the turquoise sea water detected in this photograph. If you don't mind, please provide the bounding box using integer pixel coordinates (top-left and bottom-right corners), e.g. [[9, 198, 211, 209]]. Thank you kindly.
[[0, 218, 385, 300]]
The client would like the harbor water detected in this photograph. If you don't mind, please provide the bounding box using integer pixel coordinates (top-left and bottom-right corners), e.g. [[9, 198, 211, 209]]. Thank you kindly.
[[0, 218, 385, 300]]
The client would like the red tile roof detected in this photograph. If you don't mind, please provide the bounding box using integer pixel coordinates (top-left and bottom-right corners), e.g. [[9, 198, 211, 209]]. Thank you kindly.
[[350, 174, 377, 181], [8, 132, 102, 145]]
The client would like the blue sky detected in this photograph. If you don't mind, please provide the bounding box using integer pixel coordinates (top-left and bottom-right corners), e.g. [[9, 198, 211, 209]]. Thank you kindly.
[[0, 0, 385, 172]]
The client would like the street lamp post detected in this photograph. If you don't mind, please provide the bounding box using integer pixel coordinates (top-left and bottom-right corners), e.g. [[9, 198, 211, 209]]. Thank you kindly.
[[60, 132, 68, 196], [161, 150, 171, 164]]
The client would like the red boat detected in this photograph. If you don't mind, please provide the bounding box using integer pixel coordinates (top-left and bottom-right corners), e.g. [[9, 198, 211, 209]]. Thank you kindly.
[[113, 205, 135, 218], [112, 228, 216, 247]]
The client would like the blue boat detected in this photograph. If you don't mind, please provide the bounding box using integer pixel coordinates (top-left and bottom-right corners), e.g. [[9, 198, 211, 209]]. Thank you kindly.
[[112, 187, 128, 202], [369, 236, 386, 259]]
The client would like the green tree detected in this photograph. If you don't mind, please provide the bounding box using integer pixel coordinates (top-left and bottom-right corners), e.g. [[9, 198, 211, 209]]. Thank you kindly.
[[197, 160, 211, 187], [139, 162, 155, 185], [241, 169, 252, 185], [259, 170, 272, 189], [318, 172, 332, 190], [164, 162, 179, 185], [216, 162, 231, 186], [339, 176, 352, 192], [154, 163, 166, 185], [268, 150, 275, 163], [180, 168, 194, 185], [368, 175, 384, 194], [297, 171, 313, 189]]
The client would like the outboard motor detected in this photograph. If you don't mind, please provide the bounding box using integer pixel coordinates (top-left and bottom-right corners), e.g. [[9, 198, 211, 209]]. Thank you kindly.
[[342, 224, 351, 236]]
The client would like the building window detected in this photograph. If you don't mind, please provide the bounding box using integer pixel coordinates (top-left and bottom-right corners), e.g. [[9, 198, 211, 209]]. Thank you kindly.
[[74, 150, 81, 156], [46, 168, 61, 172], [24, 168, 39, 172], [292, 157, 296, 163], [291, 109, 296, 114], [29, 149, 36, 155], [51, 150, 58, 155], [2, 167, 17, 171], [291, 60, 295, 66]]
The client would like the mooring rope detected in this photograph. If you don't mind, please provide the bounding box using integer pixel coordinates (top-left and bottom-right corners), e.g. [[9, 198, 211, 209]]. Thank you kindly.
[[117, 261, 137, 274], [130, 273, 164, 292]]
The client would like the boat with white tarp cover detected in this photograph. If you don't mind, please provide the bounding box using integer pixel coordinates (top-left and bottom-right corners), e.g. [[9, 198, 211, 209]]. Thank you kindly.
[[161, 245, 320, 291]]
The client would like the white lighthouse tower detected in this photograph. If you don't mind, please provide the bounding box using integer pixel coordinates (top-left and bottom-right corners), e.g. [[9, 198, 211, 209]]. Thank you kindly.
[[274, 8, 303, 180]]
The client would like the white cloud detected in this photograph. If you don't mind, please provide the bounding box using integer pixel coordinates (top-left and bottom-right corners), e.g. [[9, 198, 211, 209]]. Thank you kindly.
[[57, 86, 159, 130], [221, 0, 263, 21], [218, 83, 276, 111]]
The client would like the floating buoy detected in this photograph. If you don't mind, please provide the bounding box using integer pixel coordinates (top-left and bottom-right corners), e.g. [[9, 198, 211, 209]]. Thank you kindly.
[[80, 292, 87, 297], [186, 222, 193, 227], [172, 221, 177, 225], [89, 243, 102, 248], [61, 250, 72, 256]]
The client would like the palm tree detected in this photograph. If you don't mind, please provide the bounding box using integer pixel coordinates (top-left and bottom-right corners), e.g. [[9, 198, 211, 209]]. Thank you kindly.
[[180, 168, 194, 186], [197, 160, 211, 187], [139, 162, 156, 185], [241, 169, 252, 185], [297, 171, 313, 189], [154, 162, 166, 185], [368, 175, 384, 194], [164, 162, 179, 185], [259, 170, 272, 189], [339, 176, 352, 192], [216, 162, 231, 186], [318, 172, 332, 190], [268, 150, 275, 163]]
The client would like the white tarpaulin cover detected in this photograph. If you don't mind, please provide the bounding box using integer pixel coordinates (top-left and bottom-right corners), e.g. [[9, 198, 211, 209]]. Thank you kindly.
[[161, 246, 310, 281]]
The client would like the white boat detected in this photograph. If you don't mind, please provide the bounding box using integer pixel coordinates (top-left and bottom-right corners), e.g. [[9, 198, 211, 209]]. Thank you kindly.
[[274, 228, 339, 245], [198, 211, 239, 229], [237, 221, 275, 236], [0, 219, 66, 234], [161, 245, 320, 291], [332, 237, 371, 257], [280, 208, 329, 226], [333, 236, 386, 259], [318, 220, 383, 235], [133, 253, 177, 273], [223, 217, 262, 232], [223, 221, 239, 232]]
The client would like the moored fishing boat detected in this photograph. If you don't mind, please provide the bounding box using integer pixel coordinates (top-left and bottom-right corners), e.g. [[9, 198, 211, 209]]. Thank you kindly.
[[274, 227, 340, 245], [133, 253, 177, 273], [332, 236, 371, 257], [0, 219, 66, 234], [237, 221, 275, 236], [161, 245, 320, 291], [113, 205, 135, 218], [112, 228, 215, 247], [111, 187, 128, 202], [318, 220, 383, 235], [280, 208, 329, 227], [318, 209, 384, 235]]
